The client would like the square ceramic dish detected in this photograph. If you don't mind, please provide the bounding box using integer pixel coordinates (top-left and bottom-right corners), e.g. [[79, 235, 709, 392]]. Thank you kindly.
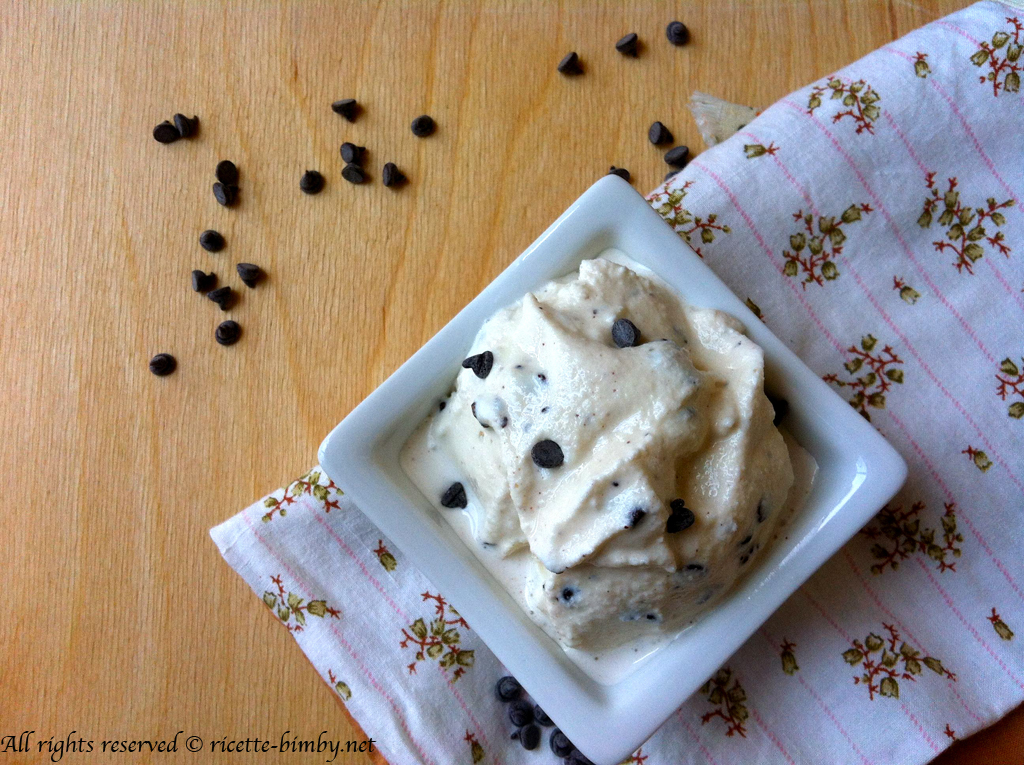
[[318, 176, 907, 765]]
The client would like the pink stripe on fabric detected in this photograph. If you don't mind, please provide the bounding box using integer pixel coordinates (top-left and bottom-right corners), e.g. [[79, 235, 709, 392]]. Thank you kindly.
[[901, 705, 943, 755], [883, 47, 1024, 216], [313, 513, 409, 622], [687, 160, 847, 355], [440, 665, 500, 765], [755, 628, 873, 765], [750, 707, 797, 765], [882, 110, 1024, 313], [934, 18, 982, 45], [240, 510, 437, 765], [781, 98, 999, 364], [676, 710, 722, 765], [915, 557, 1024, 692], [887, 411, 1024, 603], [842, 550, 984, 724]]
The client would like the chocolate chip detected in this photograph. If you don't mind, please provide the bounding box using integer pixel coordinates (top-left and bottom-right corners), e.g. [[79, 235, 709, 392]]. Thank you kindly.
[[738, 534, 752, 546], [382, 162, 406, 188], [340, 142, 365, 165], [207, 285, 235, 310], [645, 613, 659, 621], [438, 400, 447, 412], [626, 507, 646, 528], [767, 394, 789, 425], [410, 115, 436, 137], [461, 351, 493, 379], [149, 353, 176, 376], [152, 121, 180, 144], [537, 373, 546, 382], [215, 320, 241, 346], [215, 160, 240, 186], [499, 416, 509, 428], [611, 318, 641, 348], [236, 263, 263, 288], [559, 586, 578, 604], [199, 229, 225, 252], [550, 730, 573, 758], [519, 724, 540, 750], [440, 482, 467, 509], [666, 20, 690, 46], [649, 121, 673, 145], [568, 750, 596, 765], [665, 145, 690, 168], [300, 170, 325, 195], [495, 675, 522, 702], [212, 182, 238, 207], [685, 563, 705, 572], [471, 401, 491, 429], [332, 99, 359, 121], [341, 163, 367, 184], [608, 166, 631, 182], [667, 498, 695, 533], [740, 553, 750, 565], [509, 700, 533, 727], [664, 169, 680, 182], [191, 270, 216, 293], [615, 32, 639, 56], [557, 51, 582, 75], [532, 439, 564, 468], [173, 114, 198, 138], [756, 500, 767, 523]]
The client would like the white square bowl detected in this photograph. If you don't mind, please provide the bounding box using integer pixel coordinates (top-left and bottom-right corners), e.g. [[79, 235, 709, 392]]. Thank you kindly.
[[318, 176, 907, 765]]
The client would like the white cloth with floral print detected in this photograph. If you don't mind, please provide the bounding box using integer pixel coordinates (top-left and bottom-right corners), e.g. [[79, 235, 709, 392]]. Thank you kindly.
[[211, 3, 1024, 763]]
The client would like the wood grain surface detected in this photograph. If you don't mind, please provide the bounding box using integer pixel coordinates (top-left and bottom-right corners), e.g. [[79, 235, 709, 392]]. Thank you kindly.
[[2, 1, 1021, 763]]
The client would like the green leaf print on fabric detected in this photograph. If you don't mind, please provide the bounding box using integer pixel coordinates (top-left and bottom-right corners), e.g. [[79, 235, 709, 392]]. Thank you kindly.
[[860, 501, 963, 574], [970, 17, 1022, 96], [846, 624, 955, 700]]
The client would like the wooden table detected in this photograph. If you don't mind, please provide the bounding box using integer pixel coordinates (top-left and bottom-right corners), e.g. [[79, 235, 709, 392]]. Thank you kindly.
[[3, 1, 1021, 763]]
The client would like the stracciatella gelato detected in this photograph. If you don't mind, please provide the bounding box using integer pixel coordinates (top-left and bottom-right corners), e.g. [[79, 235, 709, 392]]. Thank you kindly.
[[401, 252, 806, 670]]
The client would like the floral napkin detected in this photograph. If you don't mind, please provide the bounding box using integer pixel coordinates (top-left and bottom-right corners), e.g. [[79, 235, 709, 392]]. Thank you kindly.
[[212, 2, 1024, 763]]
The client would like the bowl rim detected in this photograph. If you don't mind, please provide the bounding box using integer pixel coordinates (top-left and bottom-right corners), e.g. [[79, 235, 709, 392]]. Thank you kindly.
[[318, 175, 907, 765]]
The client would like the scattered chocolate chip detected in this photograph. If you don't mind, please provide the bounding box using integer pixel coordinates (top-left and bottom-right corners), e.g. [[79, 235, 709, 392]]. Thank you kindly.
[[207, 285, 235, 310], [615, 32, 639, 56], [340, 142, 365, 165], [495, 676, 522, 702], [212, 182, 238, 207], [738, 534, 752, 546], [332, 99, 359, 121], [438, 400, 447, 411], [537, 373, 547, 382], [559, 586, 578, 604], [173, 114, 198, 138], [550, 730, 573, 758], [649, 121, 673, 145], [756, 500, 768, 523], [666, 20, 690, 46], [767, 394, 789, 425], [440, 482, 467, 509], [568, 749, 596, 765], [471, 401, 491, 429], [199, 229, 225, 252], [461, 351, 493, 379], [382, 162, 406, 188], [191, 270, 216, 293], [611, 318, 641, 348], [540, 406, 549, 413], [499, 416, 509, 429], [519, 724, 540, 750], [152, 121, 180, 144], [341, 163, 367, 184], [300, 170, 325, 195], [664, 169, 680, 182], [215, 160, 240, 186], [149, 353, 176, 376], [627, 507, 646, 528], [739, 553, 750, 565], [532, 439, 564, 468], [509, 700, 533, 727], [410, 115, 436, 137], [608, 166, 631, 182], [685, 563, 705, 572], [665, 145, 690, 168], [533, 706, 553, 727], [645, 613, 659, 621], [667, 498, 695, 533], [215, 320, 241, 346], [236, 263, 263, 288], [557, 51, 582, 75]]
